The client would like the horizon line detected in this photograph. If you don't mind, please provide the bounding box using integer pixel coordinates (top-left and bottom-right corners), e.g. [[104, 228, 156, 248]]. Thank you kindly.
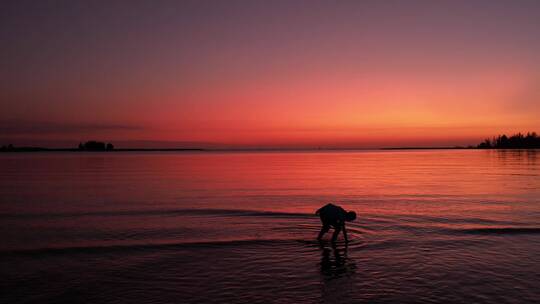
[[0, 145, 489, 153]]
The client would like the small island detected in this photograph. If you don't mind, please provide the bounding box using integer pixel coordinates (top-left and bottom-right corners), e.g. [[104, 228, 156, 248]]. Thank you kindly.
[[0, 141, 205, 152], [78, 141, 114, 151], [0, 141, 115, 152]]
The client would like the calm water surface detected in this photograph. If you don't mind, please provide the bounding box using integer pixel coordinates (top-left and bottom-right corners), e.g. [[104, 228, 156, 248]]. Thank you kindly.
[[1, 150, 539, 303]]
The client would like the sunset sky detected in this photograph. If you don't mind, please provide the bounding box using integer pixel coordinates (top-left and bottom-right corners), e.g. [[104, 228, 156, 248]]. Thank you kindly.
[[1, 0, 540, 148]]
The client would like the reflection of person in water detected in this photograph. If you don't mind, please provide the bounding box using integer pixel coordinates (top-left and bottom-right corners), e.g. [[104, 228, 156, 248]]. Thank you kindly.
[[316, 203, 356, 243], [319, 243, 356, 303], [319, 243, 356, 279]]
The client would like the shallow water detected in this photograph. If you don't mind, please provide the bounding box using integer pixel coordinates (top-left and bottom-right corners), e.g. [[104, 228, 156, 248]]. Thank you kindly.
[[1, 150, 539, 303]]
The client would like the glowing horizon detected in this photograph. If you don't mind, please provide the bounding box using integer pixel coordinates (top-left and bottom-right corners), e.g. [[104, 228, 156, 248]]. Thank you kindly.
[[1, 1, 539, 148]]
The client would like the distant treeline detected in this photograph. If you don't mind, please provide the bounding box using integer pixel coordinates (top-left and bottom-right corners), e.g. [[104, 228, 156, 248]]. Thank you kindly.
[[1, 141, 115, 152], [0, 144, 49, 152], [78, 141, 114, 151], [477, 132, 540, 149]]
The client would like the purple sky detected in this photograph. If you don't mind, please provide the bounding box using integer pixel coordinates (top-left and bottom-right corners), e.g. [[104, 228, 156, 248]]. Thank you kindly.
[[1, 0, 540, 148]]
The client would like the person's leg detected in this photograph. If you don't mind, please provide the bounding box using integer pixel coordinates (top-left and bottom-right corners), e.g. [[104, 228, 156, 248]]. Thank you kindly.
[[317, 224, 330, 240], [331, 225, 342, 243]]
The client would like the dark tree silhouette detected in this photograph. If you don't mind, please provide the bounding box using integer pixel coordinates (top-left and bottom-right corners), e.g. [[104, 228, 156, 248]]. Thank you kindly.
[[477, 138, 492, 149], [477, 132, 540, 149], [1, 144, 14, 151], [79, 141, 113, 151]]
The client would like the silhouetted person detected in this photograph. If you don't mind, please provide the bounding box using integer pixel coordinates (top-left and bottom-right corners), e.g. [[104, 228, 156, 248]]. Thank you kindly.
[[316, 203, 356, 243]]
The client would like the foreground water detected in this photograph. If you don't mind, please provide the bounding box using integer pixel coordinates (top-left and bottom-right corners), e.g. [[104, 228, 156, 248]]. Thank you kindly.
[[1, 150, 539, 303]]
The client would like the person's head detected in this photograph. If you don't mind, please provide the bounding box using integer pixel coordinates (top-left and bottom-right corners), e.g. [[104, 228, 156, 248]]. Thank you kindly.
[[345, 211, 357, 222]]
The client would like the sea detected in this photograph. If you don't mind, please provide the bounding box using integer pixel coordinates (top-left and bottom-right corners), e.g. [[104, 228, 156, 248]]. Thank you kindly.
[[1, 149, 539, 303]]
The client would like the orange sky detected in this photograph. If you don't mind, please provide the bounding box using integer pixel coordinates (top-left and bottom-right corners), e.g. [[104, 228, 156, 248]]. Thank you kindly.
[[1, 1, 539, 148]]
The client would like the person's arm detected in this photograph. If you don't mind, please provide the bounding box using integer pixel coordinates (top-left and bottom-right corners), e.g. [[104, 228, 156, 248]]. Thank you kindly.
[[342, 223, 348, 243], [318, 225, 329, 241]]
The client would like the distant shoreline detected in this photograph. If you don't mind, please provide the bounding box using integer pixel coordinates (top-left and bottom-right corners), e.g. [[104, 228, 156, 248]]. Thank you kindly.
[[380, 146, 468, 150], [1, 146, 538, 153], [0, 147, 206, 152], [4, 132, 539, 152]]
